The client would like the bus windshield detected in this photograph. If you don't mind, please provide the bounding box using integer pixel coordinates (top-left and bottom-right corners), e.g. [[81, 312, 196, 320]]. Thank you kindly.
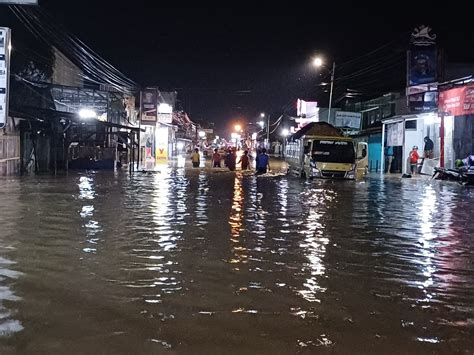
[[312, 139, 355, 163]]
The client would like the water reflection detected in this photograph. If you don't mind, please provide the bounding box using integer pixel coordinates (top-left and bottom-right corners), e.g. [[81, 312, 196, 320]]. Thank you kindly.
[[0, 180, 23, 337], [416, 185, 437, 303], [0, 171, 473, 353], [229, 173, 246, 267], [296, 186, 333, 303], [196, 171, 208, 226], [0, 255, 23, 336], [78, 175, 102, 254]]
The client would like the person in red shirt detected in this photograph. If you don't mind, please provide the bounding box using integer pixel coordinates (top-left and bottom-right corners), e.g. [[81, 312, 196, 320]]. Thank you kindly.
[[237, 150, 250, 170], [212, 148, 221, 168], [409, 146, 420, 174]]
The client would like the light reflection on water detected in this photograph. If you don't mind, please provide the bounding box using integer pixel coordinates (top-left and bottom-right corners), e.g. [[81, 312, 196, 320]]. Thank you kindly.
[[0, 256, 23, 336], [297, 187, 333, 303], [229, 173, 246, 266], [0, 170, 473, 353], [78, 175, 101, 254]]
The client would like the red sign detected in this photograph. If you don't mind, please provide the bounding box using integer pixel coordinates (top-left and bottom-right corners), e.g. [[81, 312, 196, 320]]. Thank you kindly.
[[438, 84, 474, 116]]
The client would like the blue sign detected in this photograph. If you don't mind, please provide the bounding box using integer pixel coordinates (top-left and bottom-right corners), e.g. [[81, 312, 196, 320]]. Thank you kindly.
[[408, 49, 437, 85]]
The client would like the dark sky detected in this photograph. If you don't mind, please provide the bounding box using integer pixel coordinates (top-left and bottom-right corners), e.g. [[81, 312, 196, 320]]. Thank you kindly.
[[4, 2, 474, 134]]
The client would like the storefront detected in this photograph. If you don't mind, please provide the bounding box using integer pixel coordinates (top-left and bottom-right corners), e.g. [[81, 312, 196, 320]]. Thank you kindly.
[[381, 112, 448, 174], [139, 123, 176, 169], [438, 81, 474, 164]]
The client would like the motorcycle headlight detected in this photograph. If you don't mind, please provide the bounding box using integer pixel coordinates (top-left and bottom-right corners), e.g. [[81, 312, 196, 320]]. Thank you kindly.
[[346, 168, 356, 179], [312, 167, 321, 177]]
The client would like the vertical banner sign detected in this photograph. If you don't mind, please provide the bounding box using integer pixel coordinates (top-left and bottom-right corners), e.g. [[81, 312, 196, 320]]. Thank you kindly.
[[406, 26, 439, 113], [0, 27, 11, 129], [155, 127, 168, 163], [140, 88, 157, 125]]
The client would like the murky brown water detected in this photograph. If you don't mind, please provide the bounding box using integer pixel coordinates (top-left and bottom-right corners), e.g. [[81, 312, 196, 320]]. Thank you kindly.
[[0, 165, 473, 354]]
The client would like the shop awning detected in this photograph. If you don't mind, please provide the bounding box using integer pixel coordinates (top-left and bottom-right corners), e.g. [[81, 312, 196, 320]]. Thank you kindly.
[[10, 106, 144, 132]]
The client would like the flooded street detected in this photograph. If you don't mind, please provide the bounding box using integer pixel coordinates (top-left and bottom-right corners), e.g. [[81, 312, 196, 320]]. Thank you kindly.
[[0, 164, 473, 354]]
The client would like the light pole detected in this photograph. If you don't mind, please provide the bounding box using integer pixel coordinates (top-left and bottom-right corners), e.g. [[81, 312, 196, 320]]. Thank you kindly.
[[313, 57, 335, 123]]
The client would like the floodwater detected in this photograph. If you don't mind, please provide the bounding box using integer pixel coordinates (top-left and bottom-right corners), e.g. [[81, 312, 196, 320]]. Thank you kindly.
[[0, 161, 473, 354]]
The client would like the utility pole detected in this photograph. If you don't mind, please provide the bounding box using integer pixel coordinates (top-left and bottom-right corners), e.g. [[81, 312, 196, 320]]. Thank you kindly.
[[137, 90, 142, 170], [328, 61, 336, 124]]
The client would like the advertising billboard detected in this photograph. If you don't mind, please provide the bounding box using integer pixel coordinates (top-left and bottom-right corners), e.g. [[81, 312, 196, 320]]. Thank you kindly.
[[140, 88, 157, 125], [407, 90, 438, 113], [335, 111, 362, 129], [407, 48, 437, 85], [0, 27, 10, 130], [297, 99, 318, 118], [439, 84, 474, 116]]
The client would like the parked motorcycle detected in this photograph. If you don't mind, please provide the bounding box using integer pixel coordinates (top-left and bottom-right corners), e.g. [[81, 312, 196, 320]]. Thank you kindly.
[[432, 167, 474, 185]]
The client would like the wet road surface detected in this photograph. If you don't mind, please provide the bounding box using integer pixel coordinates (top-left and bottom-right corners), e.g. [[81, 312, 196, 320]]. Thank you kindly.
[[0, 162, 473, 354]]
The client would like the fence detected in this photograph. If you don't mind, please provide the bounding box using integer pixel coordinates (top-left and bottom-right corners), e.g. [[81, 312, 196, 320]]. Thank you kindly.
[[0, 134, 20, 176]]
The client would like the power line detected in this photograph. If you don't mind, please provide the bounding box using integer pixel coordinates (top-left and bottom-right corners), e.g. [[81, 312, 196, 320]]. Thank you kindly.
[[10, 5, 138, 93]]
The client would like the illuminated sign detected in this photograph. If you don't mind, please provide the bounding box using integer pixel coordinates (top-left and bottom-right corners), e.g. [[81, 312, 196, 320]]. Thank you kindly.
[[155, 127, 168, 163], [0, 27, 11, 129]]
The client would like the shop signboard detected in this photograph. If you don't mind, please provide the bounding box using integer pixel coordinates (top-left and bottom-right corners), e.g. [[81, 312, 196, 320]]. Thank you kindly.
[[407, 90, 437, 112], [406, 83, 437, 95], [439, 84, 474, 116], [335, 111, 361, 129], [0, 27, 10, 130], [157, 113, 172, 124], [140, 88, 157, 125], [297, 99, 318, 118]]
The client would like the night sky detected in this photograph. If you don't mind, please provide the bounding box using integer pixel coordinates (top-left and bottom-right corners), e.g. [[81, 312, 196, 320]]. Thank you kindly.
[[3, 2, 474, 134]]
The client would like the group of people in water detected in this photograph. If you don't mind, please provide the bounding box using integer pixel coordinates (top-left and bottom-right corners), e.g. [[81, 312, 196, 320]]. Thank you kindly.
[[191, 147, 270, 174]]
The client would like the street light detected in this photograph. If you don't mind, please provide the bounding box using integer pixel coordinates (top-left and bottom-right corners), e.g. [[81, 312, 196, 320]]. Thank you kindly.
[[313, 56, 336, 122], [78, 108, 97, 119], [234, 124, 242, 132], [313, 57, 323, 67]]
